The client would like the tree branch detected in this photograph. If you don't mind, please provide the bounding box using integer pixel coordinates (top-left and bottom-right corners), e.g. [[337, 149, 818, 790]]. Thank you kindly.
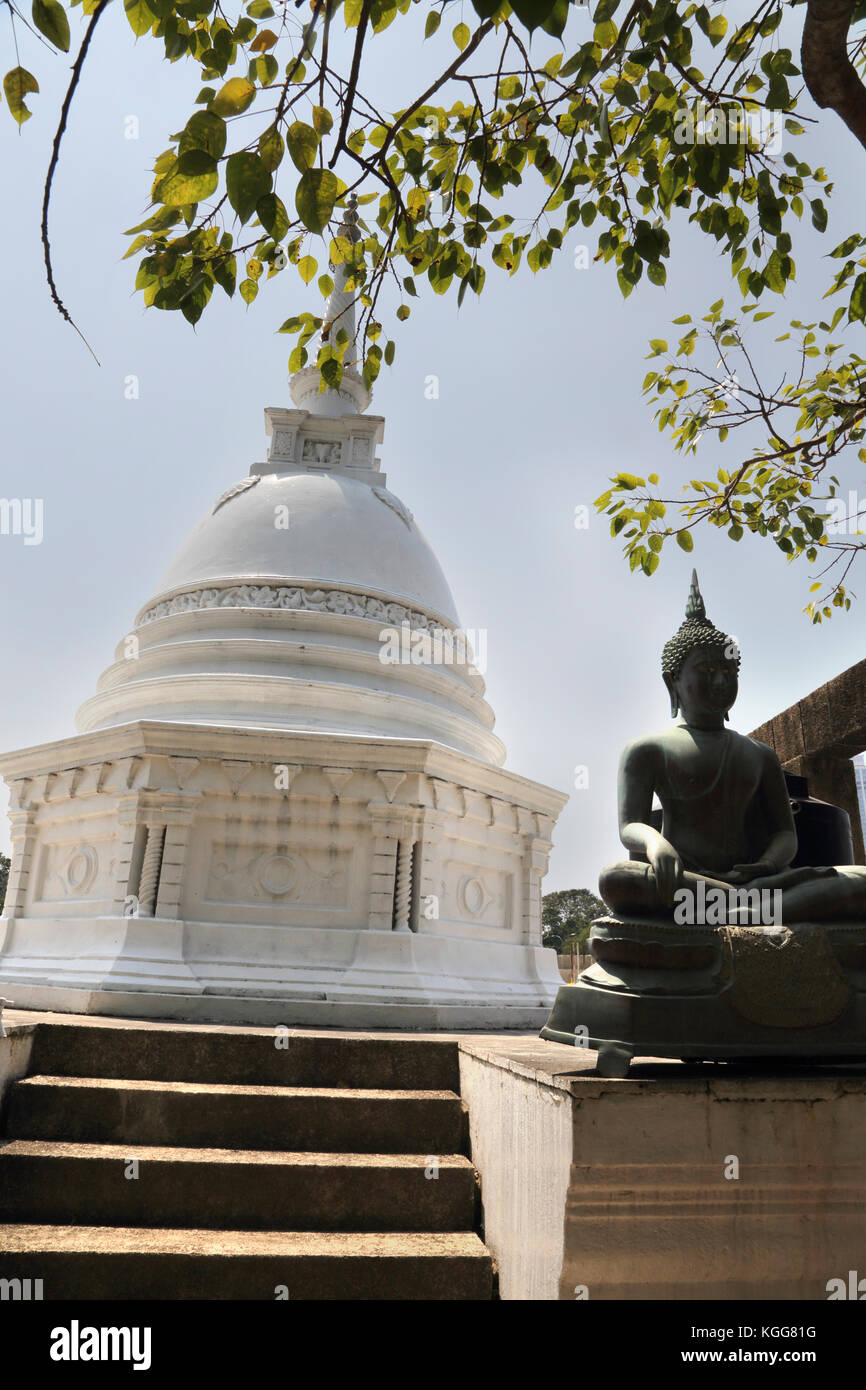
[[41, 0, 109, 362]]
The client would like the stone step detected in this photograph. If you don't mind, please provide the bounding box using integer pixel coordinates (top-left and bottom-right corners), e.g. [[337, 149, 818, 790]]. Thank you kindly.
[[25, 1022, 460, 1091], [6, 1076, 467, 1154], [0, 1224, 494, 1300], [0, 1141, 478, 1232]]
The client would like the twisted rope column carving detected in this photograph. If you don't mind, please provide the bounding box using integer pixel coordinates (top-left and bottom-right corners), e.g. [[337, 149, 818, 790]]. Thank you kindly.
[[392, 837, 414, 933], [137, 825, 166, 918]]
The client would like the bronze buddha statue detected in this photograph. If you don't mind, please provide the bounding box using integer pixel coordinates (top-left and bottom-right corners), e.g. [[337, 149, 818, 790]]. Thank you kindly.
[[599, 571, 866, 925]]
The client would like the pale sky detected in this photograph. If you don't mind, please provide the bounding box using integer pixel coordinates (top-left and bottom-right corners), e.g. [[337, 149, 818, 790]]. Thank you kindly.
[[1, 1, 864, 892]]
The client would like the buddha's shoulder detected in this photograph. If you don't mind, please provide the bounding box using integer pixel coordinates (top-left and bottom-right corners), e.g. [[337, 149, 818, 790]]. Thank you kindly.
[[739, 731, 782, 765], [618, 728, 673, 764]]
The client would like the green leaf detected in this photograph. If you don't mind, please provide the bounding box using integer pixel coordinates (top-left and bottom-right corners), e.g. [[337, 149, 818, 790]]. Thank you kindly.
[[214, 255, 236, 296], [253, 53, 278, 85], [226, 151, 270, 223], [32, 0, 70, 50], [179, 110, 226, 159], [258, 126, 284, 172], [246, 0, 274, 15], [507, 0, 555, 30], [425, 9, 440, 37], [594, 18, 617, 45], [297, 255, 317, 284], [3, 67, 38, 125], [676, 530, 694, 552], [256, 192, 289, 240], [210, 77, 256, 117], [124, 0, 157, 36], [239, 277, 258, 304], [156, 151, 218, 205], [295, 168, 338, 235], [286, 121, 319, 172], [849, 273, 866, 324], [453, 22, 470, 49]]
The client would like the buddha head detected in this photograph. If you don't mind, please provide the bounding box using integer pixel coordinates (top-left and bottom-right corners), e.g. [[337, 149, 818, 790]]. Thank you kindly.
[[662, 571, 740, 722]]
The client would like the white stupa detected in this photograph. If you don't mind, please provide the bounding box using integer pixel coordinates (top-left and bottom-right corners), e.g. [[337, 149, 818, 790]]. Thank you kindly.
[[0, 202, 567, 1027]]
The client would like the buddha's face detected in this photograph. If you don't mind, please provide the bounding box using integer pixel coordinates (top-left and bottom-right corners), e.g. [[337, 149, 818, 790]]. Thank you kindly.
[[668, 645, 738, 724]]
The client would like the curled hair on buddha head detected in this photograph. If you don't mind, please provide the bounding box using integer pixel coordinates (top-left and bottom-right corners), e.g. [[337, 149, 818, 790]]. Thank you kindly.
[[662, 569, 740, 718]]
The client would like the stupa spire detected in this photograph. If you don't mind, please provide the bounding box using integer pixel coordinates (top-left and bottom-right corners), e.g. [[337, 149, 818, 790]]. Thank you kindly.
[[289, 192, 371, 417]]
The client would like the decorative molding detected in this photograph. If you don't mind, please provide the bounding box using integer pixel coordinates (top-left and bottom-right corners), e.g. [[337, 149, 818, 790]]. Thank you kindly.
[[220, 760, 254, 793], [430, 778, 452, 812], [137, 825, 166, 917], [257, 852, 299, 898], [372, 486, 413, 530], [269, 428, 296, 462], [458, 874, 494, 918], [116, 756, 143, 791], [393, 837, 414, 932], [64, 845, 99, 895], [169, 756, 200, 790], [302, 438, 342, 467], [138, 582, 455, 636], [8, 778, 32, 811], [376, 771, 407, 804], [516, 806, 537, 836], [463, 789, 490, 822], [323, 766, 353, 799], [212, 477, 260, 513]]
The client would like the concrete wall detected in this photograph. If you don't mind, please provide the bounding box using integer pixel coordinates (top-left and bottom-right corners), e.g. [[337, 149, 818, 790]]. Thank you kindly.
[[459, 1038, 866, 1300], [0, 1020, 35, 1130], [459, 1040, 572, 1300], [751, 657, 866, 863]]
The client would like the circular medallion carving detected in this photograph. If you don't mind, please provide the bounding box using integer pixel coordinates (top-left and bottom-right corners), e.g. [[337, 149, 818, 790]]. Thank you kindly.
[[459, 876, 492, 917], [258, 853, 298, 897], [65, 846, 98, 894]]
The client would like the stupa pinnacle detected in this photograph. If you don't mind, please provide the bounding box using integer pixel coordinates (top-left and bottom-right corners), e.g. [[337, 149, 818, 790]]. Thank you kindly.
[[290, 193, 370, 418]]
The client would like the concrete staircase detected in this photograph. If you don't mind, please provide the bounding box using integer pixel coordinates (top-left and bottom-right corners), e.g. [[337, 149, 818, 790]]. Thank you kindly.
[[0, 1023, 495, 1299]]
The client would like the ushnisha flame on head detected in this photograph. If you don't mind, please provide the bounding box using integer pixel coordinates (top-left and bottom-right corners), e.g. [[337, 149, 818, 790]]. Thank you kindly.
[[661, 569, 740, 681]]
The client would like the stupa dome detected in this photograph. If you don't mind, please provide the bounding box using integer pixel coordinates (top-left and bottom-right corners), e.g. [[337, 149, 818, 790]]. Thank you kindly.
[[75, 404, 504, 765], [153, 467, 460, 626], [76, 193, 503, 764]]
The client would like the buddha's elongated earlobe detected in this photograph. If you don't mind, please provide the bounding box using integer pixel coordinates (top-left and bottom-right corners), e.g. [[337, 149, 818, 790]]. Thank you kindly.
[[663, 673, 679, 718]]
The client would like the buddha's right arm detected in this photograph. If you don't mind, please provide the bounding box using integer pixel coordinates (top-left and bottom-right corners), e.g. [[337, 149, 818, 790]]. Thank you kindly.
[[617, 740, 668, 859]]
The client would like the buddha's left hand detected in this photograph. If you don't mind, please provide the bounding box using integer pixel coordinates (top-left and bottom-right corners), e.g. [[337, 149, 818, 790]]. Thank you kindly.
[[727, 860, 776, 884]]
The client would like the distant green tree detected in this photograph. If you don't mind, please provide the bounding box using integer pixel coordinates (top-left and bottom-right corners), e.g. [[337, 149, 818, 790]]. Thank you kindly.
[[541, 887, 606, 952], [0, 854, 9, 913]]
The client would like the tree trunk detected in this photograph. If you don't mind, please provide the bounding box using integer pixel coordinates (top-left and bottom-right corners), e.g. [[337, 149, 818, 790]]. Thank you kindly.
[[801, 0, 866, 153]]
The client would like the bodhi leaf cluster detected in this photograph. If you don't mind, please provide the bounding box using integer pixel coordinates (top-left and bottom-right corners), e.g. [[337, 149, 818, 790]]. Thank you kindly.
[[595, 232, 866, 621], [6, 0, 866, 613]]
